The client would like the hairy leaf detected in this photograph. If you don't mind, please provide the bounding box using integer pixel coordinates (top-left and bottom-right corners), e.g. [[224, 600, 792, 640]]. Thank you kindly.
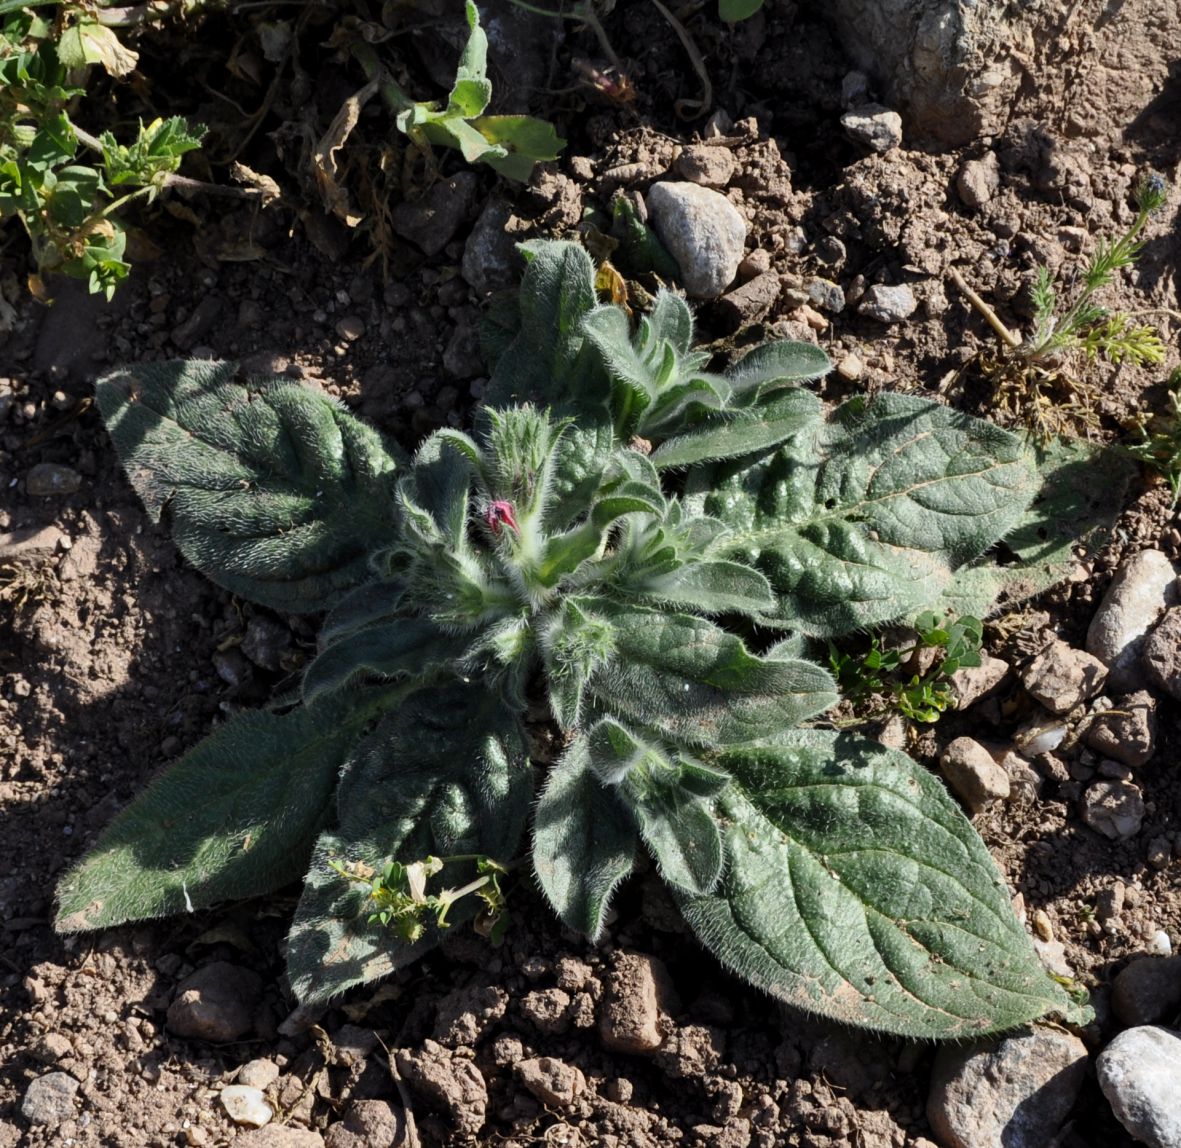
[[726, 340, 832, 400], [97, 360, 403, 612], [587, 604, 838, 746], [675, 731, 1089, 1038], [56, 692, 390, 932], [287, 685, 532, 1001], [533, 736, 637, 939], [697, 394, 1037, 636], [632, 559, 775, 616]]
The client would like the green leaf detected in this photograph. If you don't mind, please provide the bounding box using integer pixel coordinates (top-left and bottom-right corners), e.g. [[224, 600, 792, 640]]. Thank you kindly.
[[652, 389, 822, 470], [56, 692, 388, 932], [448, 1, 492, 117], [675, 730, 1090, 1037], [587, 604, 838, 747], [472, 115, 566, 183], [719, 0, 764, 21], [532, 735, 637, 940], [57, 21, 137, 76], [726, 340, 832, 401], [485, 241, 608, 413], [25, 111, 75, 171], [287, 685, 532, 1001], [937, 438, 1132, 619], [700, 393, 1038, 636], [631, 558, 775, 616], [96, 360, 405, 613]]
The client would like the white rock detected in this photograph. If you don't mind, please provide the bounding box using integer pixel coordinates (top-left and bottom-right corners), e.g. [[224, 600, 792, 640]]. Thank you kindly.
[[1081, 780, 1145, 840], [1148, 931, 1173, 957], [1097, 1026, 1181, 1148], [840, 104, 904, 152], [220, 1085, 273, 1128], [646, 182, 747, 299], [1086, 550, 1177, 690], [858, 283, 917, 322], [1012, 715, 1068, 757]]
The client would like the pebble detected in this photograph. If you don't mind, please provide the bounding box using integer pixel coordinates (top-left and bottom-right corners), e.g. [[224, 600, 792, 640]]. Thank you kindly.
[[240, 615, 293, 672], [1019, 639, 1107, 714], [1148, 930, 1173, 956], [674, 144, 736, 187], [1081, 780, 1145, 840], [515, 1057, 587, 1107], [807, 278, 845, 313], [939, 737, 1010, 814], [167, 962, 262, 1043], [238, 1058, 281, 1089], [324, 1099, 403, 1148], [0, 525, 66, 558], [172, 296, 224, 350], [1011, 715, 1068, 757], [835, 354, 863, 381], [220, 1085, 273, 1128], [461, 199, 520, 295], [840, 70, 870, 108], [956, 153, 1001, 209], [927, 1028, 1088, 1148], [857, 283, 917, 323], [1084, 691, 1157, 768], [600, 951, 669, 1053], [840, 104, 904, 152], [237, 1129, 325, 1148], [26, 462, 82, 496], [392, 172, 479, 257], [1086, 549, 1177, 690], [21, 1071, 80, 1126], [1143, 607, 1181, 701], [1097, 1026, 1181, 1148], [646, 182, 748, 299], [951, 653, 1010, 709], [716, 271, 781, 330], [396, 1039, 487, 1138], [1112, 955, 1181, 1027], [335, 316, 365, 342], [737, 249, 772, 279]]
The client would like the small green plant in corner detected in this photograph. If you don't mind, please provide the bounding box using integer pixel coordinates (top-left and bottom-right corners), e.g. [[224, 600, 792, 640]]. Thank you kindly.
[[952, 173, 1169, 439], [57, 240, 1115, 1039], [830, 611, 984, 724]]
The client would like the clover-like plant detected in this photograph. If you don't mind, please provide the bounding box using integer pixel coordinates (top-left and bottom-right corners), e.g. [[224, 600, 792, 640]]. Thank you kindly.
[[57, 240, 1117, 1038]]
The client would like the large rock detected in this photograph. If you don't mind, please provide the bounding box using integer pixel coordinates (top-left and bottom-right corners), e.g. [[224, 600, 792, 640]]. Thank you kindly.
[[645, 183, 747, 299], [1097, 1027, 1181, 1148], [1086, 550, 1176, 690], [167, 962, 262, 1043], [1112, 954, 1181, 1027], [927, 1028, 1088, 1148]]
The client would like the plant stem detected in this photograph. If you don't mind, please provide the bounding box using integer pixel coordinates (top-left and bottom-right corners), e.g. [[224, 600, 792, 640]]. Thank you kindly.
[[948, 267, 1023, 350]]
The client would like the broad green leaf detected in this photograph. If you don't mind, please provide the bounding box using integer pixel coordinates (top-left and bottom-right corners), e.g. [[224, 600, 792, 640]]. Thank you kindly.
[[25, 111, 75, 171], [56, 691, 390, 932], [632, 559, 775, 616], [937, 438, 1132, 618], [726, 340, 831, 400], [485, 241, 607, 412], [700, 393, 1038, 636], [541, 597, 617, 728], [287, 685, 532, 1001], [448, 1, 492, 117], [97, 360, 404, 612], [57, 21, 137, 75], [319, 579, 406, 645], [587, 604, 837, 747], [302, 618, 464, 702], [652, 389, 822, 470], [472, 115, 566, 183], [719, 0, 764, 21], [533, 736, 637, 939], [675, 730, 1090, 1038]]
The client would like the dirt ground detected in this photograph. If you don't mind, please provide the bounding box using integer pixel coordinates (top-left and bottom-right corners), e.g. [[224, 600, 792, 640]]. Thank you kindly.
[[1, 0, 1180, 1145]]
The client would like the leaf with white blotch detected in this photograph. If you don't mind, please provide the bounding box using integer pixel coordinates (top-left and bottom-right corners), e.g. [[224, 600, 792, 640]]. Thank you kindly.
[[532, 735, 637, 940], [696, 393, 1037, 636], [587, 603, 837, 747], [287, 685, 532, 1002], [675, 730, 1091, 1038], [936, 438, 1132, 619], [97, 360, 404, 612], [652, 389, 822, 470], [56, 690, 395, 932]]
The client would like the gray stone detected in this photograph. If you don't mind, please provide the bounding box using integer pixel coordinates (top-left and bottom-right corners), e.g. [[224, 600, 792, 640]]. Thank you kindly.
[[515, 1057, 586, 1107], [927, 1028, 1088, 1148], [461, 199, 522, 295], [1097, 1026, 1181, 1148], [396, 1039, 486, 1139], [716, 272, 781, 331], [951, 652, 1009, 709], [1084, 691, 1157, 768], [237, 1058, 281, 1089], [442, 308, 484, 380], [858, 283, 917, 322], [1081, 780, 1145, 840], [392, 172, 479, 257], [807, 278, 846, 313], [674, 144, 737, 187], [21, 1072, 79, 1126], [600, 951, 670, 1053], [1019, 639, 1107, 714], [957, 153, 1001, 209], [646, 182, 747, 299], [1143, 607, 1181, 701], [240, 616, 292, 671], [26, 463, 82, 496], [172, 295, 224, 350], [167, 962, 262, 1043], [939, 737, 1010, 813], [324, 1099, 404, 1148], [1086, 550, 1177, 690], [1112, 955, 1181, 1027], [841, 104, 904, 152]]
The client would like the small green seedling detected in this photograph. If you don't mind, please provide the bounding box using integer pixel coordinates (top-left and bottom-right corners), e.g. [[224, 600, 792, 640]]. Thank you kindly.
[[830, 611, 984, 723], [57, 240, 1126, 1039]]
